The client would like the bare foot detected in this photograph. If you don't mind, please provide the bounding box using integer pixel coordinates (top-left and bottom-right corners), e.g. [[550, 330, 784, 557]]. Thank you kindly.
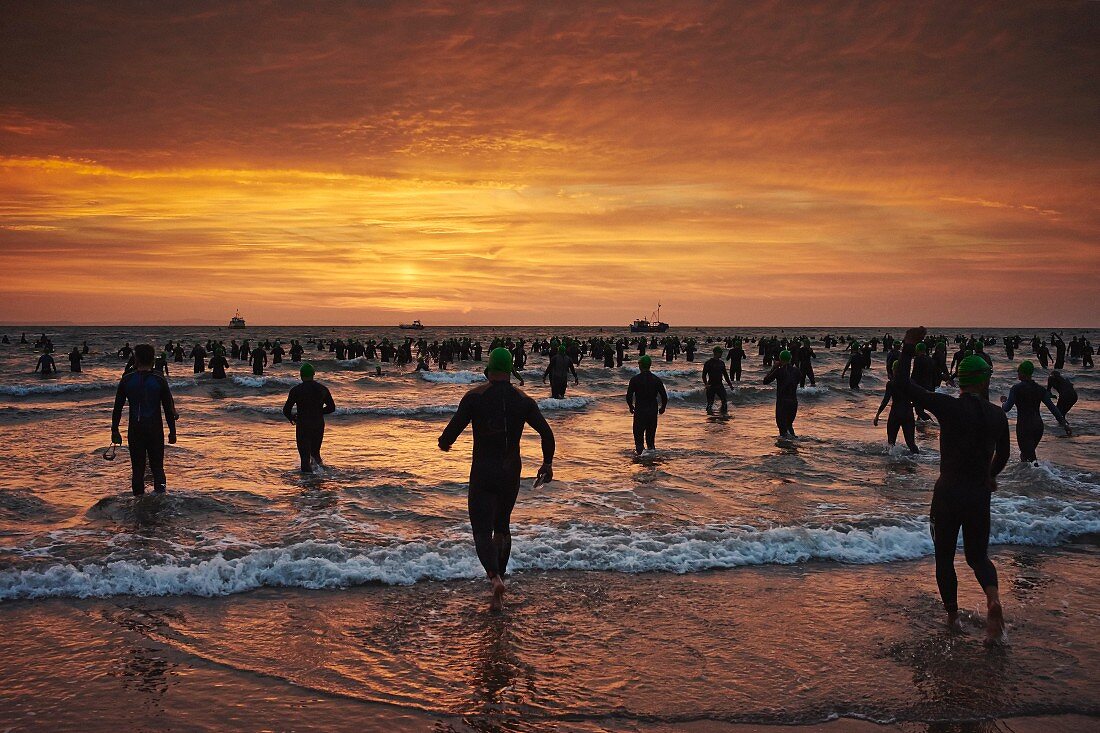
[[984, 602, 1006, 645], [489, 575, 506, 612], [946, 611, 962, 632]]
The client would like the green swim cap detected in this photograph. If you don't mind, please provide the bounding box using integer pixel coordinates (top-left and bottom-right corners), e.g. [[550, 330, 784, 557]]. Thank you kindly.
[[713, 346, 723, 356], [300, 362, 315, 379], [487, 347, 514, 374], [915, 342, 927, 353], [1018, 360, 1035, 377], [779, 350, 792, 362], [958, 355, 992, 386], [639, 355, 652, 369], [558, 345, 566, 354]]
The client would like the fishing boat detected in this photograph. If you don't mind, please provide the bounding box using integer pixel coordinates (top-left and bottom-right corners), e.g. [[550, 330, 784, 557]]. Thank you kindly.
[[399, 320, 425, 330], [229, 310, 246, 329], [630, 303, 669, 333]]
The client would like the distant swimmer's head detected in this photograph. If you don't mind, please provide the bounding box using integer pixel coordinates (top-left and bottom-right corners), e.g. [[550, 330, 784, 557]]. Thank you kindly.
[[915, 343, 927, 353], [300, 362, 315, 381], [486, 347, 514, 376], [639, 355, 652, 370], [134, 344, 155, 368], [1017, 360, 1035, 378], [958, 355, 992, 387], [713, 346, 723, 356], [558, 345, 566, 354], [779, 350, 792, 363]]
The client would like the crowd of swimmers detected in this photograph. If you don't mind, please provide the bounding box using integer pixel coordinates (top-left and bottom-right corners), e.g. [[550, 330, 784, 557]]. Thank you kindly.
[[3, 328, 1094, 627]]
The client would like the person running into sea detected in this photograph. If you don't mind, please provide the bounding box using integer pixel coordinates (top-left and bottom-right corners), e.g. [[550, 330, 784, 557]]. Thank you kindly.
[[438, 347, 555, 612], [763, 350, 802, 438], [892, 327, 1009, 644], [543, 345, 578, 399], [873, 362, 918, 453], [282, 363, 336, 473], [1001, 360, 1071, 465], [702, 346, 733, 414], [67, 346, 83, 373], [626, 355, 668, 454], [209, 348, 229, 379], [110, 344, 178, 496], [1046, 370, 1078, 419]]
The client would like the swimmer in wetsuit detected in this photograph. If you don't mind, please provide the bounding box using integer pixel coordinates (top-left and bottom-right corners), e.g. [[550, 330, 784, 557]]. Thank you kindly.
[[543, 345, 578, 399], [68, 347, 82, 373], [873, 362, 918, 453], [702, 346, 732, 414], [438, 348, 555, 611], [34, 351, 57, 376], [1046, 370, 1078, 419], [1001, 360, 1070, 464], [763, 350, 802, 438], [283, 362, 336, 473], [893, 327, 1010, 644], [626, 355, 668, 454], [111, 344, 178, 496]]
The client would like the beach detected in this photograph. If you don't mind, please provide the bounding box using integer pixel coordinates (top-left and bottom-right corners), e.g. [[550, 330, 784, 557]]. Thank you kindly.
[[1, 326, 1097, 731]]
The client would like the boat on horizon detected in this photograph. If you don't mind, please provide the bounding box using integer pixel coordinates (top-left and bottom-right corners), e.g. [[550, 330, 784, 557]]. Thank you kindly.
[[229, 310, 246, 329], [399, 319, 425, 330], [630, 303, 669, 333]]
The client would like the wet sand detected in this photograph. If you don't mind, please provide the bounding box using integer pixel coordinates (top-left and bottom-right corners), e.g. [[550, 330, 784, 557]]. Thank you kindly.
[[1, 544, 1096, 732]]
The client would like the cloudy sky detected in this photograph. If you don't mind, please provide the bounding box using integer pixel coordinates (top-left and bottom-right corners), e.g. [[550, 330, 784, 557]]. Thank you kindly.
[[1, 0, 1096, 325]]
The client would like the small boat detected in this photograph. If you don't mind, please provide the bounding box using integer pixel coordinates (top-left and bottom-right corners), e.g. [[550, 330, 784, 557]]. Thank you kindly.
[[229, 310, 246, 329], [399, 320, 425, 330], [629, 303, 669, 333]]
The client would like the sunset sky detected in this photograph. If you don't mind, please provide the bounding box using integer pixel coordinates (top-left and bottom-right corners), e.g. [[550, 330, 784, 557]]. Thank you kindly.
[[1, 1, 1096, 326]]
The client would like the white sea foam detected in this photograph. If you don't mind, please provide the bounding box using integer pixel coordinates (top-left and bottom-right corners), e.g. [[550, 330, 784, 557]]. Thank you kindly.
[[419, 370, 486, 384], [231, 375, 299, 388], [2, 495, 1094, 600], [0, 378, 197, 396]]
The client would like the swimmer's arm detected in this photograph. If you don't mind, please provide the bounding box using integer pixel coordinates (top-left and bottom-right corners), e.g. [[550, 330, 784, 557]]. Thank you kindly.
[[111, 380, 127, 432], [658, 380, 668, 412], [321, 386, 336, 415], [159, 378, 177, 434], [1001, 384, 1017, 413], [525, 402, 556, 465], [876, 386, 891, 416], [625, 379, 636, 411], [991, 415, 1010, 479], [438, 393, 474, 450], [1039, 390, 1066, 426], [762, 366, 778, 384], [282, 391, 296, 423]]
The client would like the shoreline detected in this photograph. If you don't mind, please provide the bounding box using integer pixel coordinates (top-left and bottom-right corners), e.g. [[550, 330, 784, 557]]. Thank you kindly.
[[2, 547, 1096, 732]]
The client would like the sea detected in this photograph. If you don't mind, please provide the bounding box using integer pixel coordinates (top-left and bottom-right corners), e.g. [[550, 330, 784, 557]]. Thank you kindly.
[[0, 325, 1097, 732]]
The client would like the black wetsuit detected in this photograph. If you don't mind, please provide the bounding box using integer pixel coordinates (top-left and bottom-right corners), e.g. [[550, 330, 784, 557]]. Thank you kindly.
[[877, 380, 917, 453], [68, 351, 82, 373], [438, 381, 555, 578], [283, 380, 336, 471], [1003, 379, 1065, 463], [727, 346, 746, 381], [1047, 373, 1078, 419], [702, 356, 730, 412], [626, 371, 668, 452], [112, 370, 177, 495], [844, 354, 864, 389], [763, 363, 802, 437], [544, 353, 576, 399], [209, 355, 228, 379], [893, 344, 1009, 614]]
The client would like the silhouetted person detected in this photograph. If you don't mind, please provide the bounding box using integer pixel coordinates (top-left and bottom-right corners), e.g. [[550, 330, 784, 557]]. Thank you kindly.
[[1001, 360, 1070, 464], [68, 347, 83, 373], [543, 346, 578, 399], [702, 346, 732, 414], [626, 355, 668, 453], [874, 362, 918, 453], [283, 363, 336, 473], [763, 350, 802, 438], [438, 348, 555, 611], [111, 344, 178, 495], [34, 351, 56, 376], [1046, 370, 1077, 419], [893, 327, 1009, 644]]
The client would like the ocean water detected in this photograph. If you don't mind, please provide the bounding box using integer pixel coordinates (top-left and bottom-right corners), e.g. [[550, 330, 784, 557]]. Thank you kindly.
[[0, 326, 1097, 730]]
